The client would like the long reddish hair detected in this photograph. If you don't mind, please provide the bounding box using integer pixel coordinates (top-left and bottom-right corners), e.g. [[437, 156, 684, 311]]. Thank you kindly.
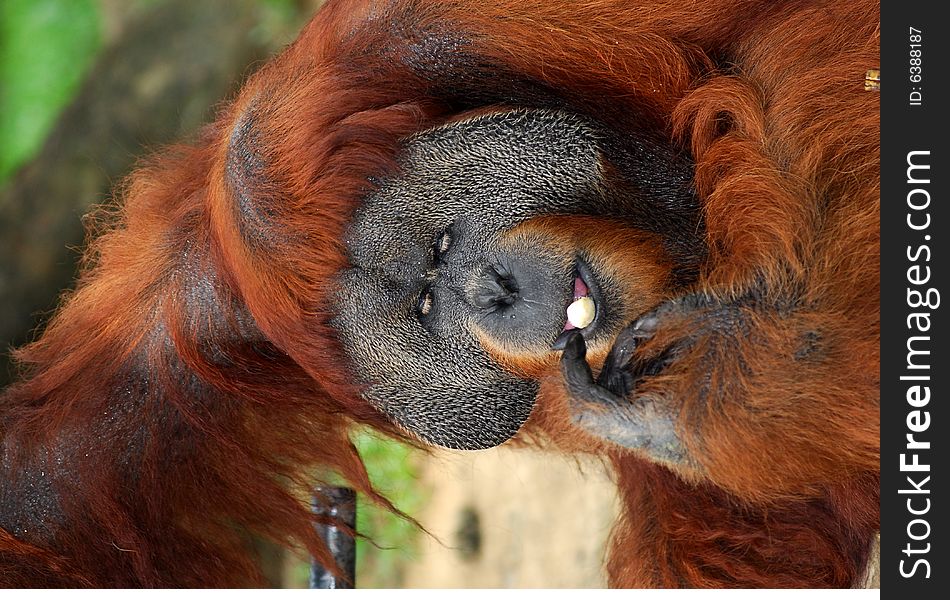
[[1, 0, 879, 587]]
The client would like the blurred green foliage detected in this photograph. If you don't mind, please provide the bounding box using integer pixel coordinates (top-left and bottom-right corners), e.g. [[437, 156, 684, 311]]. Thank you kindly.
[[0, 0, 101, 183], [301, 429, 425, 588], [353, 430, 426, 588]]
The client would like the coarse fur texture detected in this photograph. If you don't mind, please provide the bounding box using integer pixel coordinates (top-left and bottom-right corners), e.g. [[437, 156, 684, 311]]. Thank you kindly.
[[0, 0, 879, 588], [331, 108, 701, 451]]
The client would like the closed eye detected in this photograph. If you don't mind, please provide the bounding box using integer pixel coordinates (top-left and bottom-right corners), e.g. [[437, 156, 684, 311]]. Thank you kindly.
[[432, 224, 454, 264], [438, 231, 452, 254], [417, 287, 433, 317]]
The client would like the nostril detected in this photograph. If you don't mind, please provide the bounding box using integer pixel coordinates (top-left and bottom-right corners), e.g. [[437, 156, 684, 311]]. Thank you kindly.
[[472, 265, 520, 310], [473, 279, 504, 309], [500, 277, 518, 296], [497, 291, 517, 306], [473, 288, 498, 309], [489, 264, 519, 293]]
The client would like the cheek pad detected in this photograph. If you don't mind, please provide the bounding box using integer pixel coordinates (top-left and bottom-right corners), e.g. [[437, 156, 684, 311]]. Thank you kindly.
[[332, 268, 539, 450]]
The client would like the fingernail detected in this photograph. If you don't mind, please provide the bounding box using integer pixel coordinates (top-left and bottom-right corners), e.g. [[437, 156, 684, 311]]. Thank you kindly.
[[551, 330, 574, 351]]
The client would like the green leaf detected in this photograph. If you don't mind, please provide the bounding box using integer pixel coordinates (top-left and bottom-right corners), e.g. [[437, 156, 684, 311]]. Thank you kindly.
[[0, 0, 101, 183]]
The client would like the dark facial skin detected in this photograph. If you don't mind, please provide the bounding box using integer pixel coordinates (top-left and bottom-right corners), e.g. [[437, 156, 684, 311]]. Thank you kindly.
[[332, 109, 699, 450]]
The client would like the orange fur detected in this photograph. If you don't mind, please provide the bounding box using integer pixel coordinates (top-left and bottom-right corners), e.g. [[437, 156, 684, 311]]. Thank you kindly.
[[479, 216, 673, 378], [1, 0, 878, 588]]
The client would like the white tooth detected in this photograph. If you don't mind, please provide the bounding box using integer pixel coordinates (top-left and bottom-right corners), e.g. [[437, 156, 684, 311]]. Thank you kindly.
[[567, 297, 595, 329]]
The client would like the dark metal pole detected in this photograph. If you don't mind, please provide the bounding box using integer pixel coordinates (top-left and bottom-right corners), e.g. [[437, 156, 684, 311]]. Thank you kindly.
[[309, 486, 357, 589]]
